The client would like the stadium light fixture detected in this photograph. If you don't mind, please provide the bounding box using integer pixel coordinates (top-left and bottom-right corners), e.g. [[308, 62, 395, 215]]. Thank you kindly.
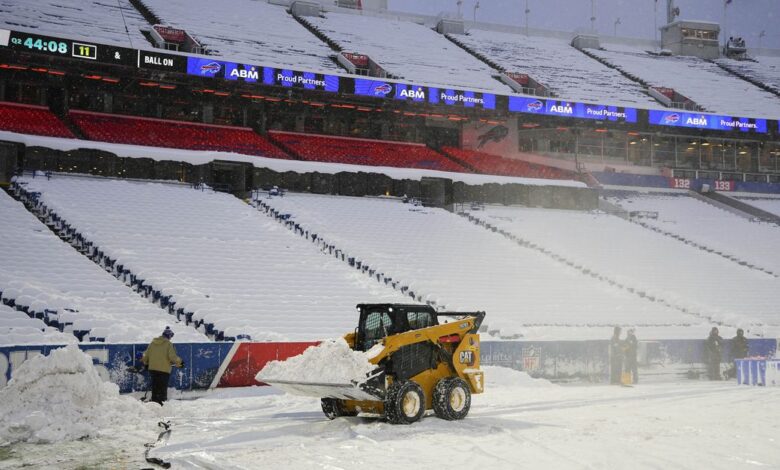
[[473, 1, 480, 23], [524, 0, 530, 36], [614, 17, 621, 37]]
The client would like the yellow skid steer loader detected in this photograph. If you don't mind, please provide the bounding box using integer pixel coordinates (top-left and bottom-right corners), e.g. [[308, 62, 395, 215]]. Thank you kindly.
[[264, 304, 485, 424]]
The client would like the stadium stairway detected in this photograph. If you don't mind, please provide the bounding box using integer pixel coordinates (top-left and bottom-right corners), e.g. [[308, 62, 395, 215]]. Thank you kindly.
[[694, 190, 780, 225], [602, 196, 778, 277], [290, 12, 343, 54], [625, 214, 779, 279], [7, 178, 224, 341], [264, 132, 304, 161], [575, 48, 666, 107], [710, 60, 780, 99], [443, 34, 509, 77], [250, 193, 454, 315], [458, 210, 737, 328]]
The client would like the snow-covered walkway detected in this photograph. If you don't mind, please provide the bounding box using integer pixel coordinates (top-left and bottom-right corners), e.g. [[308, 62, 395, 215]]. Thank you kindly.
[[2, 366, 777, 469], [157, 370, 780, 469]]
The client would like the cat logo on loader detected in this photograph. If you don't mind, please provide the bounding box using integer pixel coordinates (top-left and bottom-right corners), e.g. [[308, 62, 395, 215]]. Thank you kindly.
[[263, 304, 485, 424]]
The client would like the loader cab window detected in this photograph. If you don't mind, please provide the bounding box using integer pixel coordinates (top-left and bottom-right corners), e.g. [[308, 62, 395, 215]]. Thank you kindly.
[[362, 310, 394, 351], [406, 310, 435, 330]]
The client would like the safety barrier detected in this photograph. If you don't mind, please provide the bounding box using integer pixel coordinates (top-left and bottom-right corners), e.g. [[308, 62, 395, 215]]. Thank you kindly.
[[1, 339, 776, 392]]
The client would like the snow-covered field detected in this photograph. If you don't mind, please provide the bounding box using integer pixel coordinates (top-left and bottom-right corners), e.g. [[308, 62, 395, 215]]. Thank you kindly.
[[3, 362, 778, 469]]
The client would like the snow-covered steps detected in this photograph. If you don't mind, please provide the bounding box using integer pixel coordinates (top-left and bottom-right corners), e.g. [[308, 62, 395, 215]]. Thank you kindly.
[[0, 299, 75, 346], [468, 204, 779, 330], [14, 174, 409, 342], [610, 193, 780, 273], [260, 192, 702, 339], [141, 0, 341, 73], [451, 29, 659, 108], [303, 11, 512, 93], [1, 184, 203, 344], [588, 45, 780, 118]]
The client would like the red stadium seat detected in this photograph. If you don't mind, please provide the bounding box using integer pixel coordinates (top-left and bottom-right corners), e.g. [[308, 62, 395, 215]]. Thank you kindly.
[[442, 146, 576, 180], [269, 131, 467, 172], [0, 102, 74, 138], [69, 110, 290, 159]]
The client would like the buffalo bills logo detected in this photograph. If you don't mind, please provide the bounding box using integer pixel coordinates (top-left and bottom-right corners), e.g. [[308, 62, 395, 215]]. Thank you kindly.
[[373, 83, 393, 96], [664, 113, 680, 124], [200, 62, 222, 75], [527, 100, 543, 112], [477, 125, 509, 149]]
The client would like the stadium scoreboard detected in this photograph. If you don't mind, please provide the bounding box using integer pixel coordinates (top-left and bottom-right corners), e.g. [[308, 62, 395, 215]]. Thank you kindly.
[[2, 30, 141, 67]]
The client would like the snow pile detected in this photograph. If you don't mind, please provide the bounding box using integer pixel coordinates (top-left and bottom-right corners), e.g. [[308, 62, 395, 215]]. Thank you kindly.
[[482, 366, 556, 389], [0, 345, 156, 445], [257, 339, 377, 384]]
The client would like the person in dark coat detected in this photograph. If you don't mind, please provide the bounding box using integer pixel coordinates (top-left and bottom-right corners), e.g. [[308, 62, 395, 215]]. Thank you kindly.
[[623, 329, 638, 384], [731, 328, 749, 360], [705, 327, 723, 380], [141, 326, 184, 404], [725, 328, 749, 379], [609, 326, 623, 384]]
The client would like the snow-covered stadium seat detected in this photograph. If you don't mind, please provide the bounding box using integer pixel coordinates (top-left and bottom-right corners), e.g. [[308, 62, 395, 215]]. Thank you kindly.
[[589, 45, 780, 118], [16, 175, 410, 342], [304, 12, 513, 93], [610, 193, 780, 274], [0, 302, 74, 345], [0, 0, 150, 49], [470, 204, 779, 330], [142, 0, 341, 73], [0, 186, 204, 343], [453, 30, 659, 107], [715, 56, 780, 95], [735, 196, 780, 218], [262, 193, 708, 340]]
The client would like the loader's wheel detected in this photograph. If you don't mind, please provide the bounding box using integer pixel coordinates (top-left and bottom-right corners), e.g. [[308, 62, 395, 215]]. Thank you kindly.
[[384, 380, 425, 424], [321, 398, 356, 419], [433, 377, 471, 421]]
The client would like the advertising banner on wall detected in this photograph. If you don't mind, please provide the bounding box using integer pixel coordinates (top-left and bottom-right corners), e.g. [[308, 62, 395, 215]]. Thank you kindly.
[[354, 79, 496, 109], [508, 96, 638, 123], [649, 110, 768, 133]]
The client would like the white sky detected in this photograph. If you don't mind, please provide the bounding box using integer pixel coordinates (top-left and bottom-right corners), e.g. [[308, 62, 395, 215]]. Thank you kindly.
[[388, 0, 780, 49]]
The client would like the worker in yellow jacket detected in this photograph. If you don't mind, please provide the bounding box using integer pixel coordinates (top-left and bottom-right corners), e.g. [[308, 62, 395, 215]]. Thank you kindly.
[[141, 326, 184, 404]]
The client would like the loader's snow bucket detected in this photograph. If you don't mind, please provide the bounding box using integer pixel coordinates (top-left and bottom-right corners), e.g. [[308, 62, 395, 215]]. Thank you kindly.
[[261, 379, 383, 401]]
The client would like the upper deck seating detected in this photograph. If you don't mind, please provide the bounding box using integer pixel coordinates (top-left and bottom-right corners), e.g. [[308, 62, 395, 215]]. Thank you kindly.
[[304, 11, 512, 93], [143, 0, 340, 72], [589, 45, 780, 118], [454, 30, 659, 107]]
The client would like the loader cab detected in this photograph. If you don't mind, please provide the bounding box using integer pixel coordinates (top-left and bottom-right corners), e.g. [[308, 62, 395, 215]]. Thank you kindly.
[[356, 304, 438, 352]]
